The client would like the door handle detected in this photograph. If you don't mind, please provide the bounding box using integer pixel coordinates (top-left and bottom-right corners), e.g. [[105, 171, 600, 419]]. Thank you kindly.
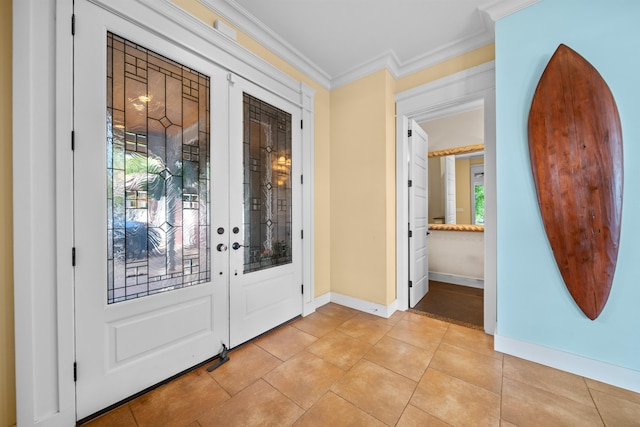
[[231, 242, 245, 250], [216, 243, 228, 252]]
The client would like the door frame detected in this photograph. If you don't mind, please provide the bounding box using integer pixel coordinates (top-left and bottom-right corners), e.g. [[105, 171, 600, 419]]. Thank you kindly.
[[13, 1, 314, 425], [395, 61, 497, 334]]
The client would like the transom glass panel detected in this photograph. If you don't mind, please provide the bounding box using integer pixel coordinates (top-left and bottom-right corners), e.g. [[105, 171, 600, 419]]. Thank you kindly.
[[107, 32, 210, 304], [243, 93, 292, 273]]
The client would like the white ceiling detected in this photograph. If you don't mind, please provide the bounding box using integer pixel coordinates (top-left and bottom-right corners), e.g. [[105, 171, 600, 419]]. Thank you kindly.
[[202, 0, 539, 88]]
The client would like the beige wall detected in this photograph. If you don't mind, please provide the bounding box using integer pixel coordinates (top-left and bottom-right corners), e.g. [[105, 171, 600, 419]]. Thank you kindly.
[[0, 0, 15, 425], [330, 70, 397, 305]]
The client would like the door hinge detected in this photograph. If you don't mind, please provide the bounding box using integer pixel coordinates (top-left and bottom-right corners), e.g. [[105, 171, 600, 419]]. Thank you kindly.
[[408, 230, 413, 238], [71, 130, 75, 151], [301, 284, 304, 294], [71, 14, 75, 36], [408, 179, 412, 187], [301, 230, 304, 239], [301, 120, 303, 129], [301, 175, 303, 184], [408, 129, 412, 137], [409, 280, 413, 288], [72, 247, 76, 266], [73, 362, 77, 382]]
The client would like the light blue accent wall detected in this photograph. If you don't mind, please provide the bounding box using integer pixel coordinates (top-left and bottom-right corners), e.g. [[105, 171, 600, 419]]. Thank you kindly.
[[496, 0, 640, 372]]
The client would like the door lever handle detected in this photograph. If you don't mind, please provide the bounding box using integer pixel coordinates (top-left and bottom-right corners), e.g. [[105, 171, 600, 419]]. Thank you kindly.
[[216, 243, 228, 252], [231, 242, 245, 250]]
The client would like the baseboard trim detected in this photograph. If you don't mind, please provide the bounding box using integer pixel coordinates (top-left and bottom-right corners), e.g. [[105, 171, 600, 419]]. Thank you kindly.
[[313, 292, 331, 309], [429, 272, 484, 289], [495, 332, 640, 393], [313, 292, 397, 318]]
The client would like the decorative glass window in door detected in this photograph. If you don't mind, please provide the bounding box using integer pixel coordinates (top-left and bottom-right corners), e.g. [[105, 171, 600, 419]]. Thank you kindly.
[[107, 32, 210, 304], [243, 93, 292, 273]]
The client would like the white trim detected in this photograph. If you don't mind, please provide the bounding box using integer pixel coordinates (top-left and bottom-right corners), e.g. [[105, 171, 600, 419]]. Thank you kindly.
[[301, 82, 316, 317], [314, 292, 331, 309], [396, 61, 497, 335], [198, 0, 331, 89], [313, 293, 398, 319], [480, 0, 541, 22], [395, 61, 495, 106], [131, 0, 304, 106], [495, 332, 640, 394], [197, 0, 540, 90], [428, 273, 484, 289], [330, 49, 402, 90], [214, 19, 237, 41], [14, 1, 76, 426]]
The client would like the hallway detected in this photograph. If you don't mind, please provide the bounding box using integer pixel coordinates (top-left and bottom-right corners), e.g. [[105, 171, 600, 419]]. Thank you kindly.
[[84, 303, 640, 426]]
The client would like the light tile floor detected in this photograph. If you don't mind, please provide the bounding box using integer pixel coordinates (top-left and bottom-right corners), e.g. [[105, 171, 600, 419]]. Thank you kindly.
[[84, 303, 640, 426]]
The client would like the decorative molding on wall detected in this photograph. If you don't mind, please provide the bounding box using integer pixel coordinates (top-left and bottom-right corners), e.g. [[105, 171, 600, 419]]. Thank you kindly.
[[135, 0, 304, 103], [198, 0, 332, 89], [314, 292, 398, 319], [429, 273, 484, 289], [495, 332, 640, 394], [330, 32, 494, 90], [480, 0, 541, 22], [198, 0, 539, 90]]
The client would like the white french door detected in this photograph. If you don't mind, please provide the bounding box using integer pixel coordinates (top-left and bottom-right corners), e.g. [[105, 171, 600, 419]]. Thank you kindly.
[[227, 77, 303, 347], [73, 0, 302, 419], [408, 120, 429, 307]]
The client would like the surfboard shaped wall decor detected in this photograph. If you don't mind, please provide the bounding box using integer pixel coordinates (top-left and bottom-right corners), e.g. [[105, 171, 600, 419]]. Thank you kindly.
[[528, 44, 623, 320]]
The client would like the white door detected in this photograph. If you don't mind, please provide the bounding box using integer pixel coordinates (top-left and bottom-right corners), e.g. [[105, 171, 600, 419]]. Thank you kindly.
[[227, 76, 303, 347], [73, 3, 229, 418], [408, 120, 429, 307], [73, 1, 303, 418]]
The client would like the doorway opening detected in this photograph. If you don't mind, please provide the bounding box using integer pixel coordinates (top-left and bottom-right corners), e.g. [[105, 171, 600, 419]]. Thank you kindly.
[[395, 61, 496, 335], [411, 107, 485, 329]]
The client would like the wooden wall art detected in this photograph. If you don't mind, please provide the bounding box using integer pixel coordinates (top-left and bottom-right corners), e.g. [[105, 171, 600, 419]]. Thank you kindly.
[[528, 44, 623, 320]]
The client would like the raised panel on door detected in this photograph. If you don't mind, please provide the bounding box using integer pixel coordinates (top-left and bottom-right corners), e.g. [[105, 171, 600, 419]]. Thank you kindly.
[[73, 1, 228, 418], [409, 120, 429, 307]]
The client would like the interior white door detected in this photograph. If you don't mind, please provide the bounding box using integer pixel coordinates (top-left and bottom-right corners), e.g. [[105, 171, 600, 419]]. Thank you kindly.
[[409, 120, 429, 307], [227, 76, 303, 347], [73, 1, 229, 418]]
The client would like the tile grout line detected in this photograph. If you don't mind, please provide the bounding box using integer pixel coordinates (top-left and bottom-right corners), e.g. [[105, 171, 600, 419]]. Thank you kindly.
[[585, 377, 607, 426], [398, 322, 450, 425]]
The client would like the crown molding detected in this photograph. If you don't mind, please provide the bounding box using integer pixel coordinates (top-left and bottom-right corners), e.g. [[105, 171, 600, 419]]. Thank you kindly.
[[199, 0, 332, 89], [197, 0, 538, 90], [330, 50, 402, 90], [479, 0, 541, 22]]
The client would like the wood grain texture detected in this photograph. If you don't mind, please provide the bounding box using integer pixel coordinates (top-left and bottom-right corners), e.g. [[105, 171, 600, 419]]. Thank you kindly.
[[528, 44, 623, 320]]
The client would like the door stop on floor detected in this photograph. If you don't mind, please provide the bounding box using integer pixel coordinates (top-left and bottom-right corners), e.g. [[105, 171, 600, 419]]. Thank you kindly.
[[207, 343, 230, 372]]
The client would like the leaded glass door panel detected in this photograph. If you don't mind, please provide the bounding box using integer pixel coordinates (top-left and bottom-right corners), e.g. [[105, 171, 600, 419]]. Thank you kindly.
[[228, 77, 303, 347], [73, 2, 228, 418]]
